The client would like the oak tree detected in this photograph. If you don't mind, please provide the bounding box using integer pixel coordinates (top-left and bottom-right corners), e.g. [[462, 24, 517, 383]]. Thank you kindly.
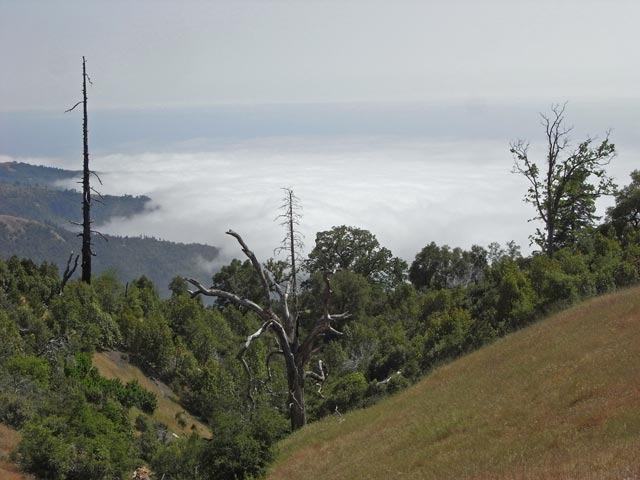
[[511, 104, 616, 257]]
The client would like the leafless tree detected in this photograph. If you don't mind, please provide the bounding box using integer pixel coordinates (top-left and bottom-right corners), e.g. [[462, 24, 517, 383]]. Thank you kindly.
[[511, 103, 616, 257], [274, 187, 304, 341], [66, 56, 105, 283], [188, 230, 349, 431]]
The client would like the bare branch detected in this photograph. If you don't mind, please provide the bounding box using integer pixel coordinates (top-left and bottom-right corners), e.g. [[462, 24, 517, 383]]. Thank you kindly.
[[90, 186, 105, 201], [90, 170, 103, 185], [91, 230, 108, 243], [226, 230, 272, 307], [237, 320, 273, 359], [236, 320, 274, 406], [61, 252, 79, 287], [379, 370, 403, 384], [305, 360, 328, 397], [329, 326, 344, 336], [65, 101, 83, 113], [186, 278, 266, 316]]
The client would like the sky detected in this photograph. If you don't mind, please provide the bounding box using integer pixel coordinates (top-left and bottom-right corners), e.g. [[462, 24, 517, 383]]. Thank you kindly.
[[1, 1, 639, 272]]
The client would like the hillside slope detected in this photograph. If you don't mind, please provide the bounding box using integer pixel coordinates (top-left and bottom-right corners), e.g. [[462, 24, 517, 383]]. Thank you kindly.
[[269, 287, 640, 480], [92, 351, 212, 439], [0, 425, 33, 480]]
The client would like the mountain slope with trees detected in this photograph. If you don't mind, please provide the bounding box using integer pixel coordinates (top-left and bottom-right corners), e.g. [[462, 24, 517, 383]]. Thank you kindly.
[[0, 215, 218, 296], [0, 161, 218, 295], [269, 286, 640, 480]]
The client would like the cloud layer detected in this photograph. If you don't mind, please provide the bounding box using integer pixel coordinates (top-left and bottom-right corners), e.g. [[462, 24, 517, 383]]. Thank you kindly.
[[9, 128, 638, 270], [43, 136, 533, 265]]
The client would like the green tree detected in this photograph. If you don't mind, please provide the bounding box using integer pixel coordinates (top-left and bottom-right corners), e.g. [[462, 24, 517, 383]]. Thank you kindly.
[[306, 225, 407, 288], [409, 242, 487, 291], [511, 103, 616, 257], [606, 169, 640, 242]]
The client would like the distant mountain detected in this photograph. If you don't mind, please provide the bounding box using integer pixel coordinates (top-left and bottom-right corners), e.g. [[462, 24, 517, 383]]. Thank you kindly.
[[0, 161, 219, 295], [0, 161, 80, 186], [0, 183, 151, 227], [0, 215, 218, 295]]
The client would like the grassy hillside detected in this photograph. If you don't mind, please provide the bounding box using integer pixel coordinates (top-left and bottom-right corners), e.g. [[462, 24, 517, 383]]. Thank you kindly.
[[269, 287, 640, 480], [92, 351, 212, 439], [0, 425, 33, 480]]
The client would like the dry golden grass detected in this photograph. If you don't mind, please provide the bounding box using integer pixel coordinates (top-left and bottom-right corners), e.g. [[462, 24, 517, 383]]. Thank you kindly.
[[268, 287, 640, 480], [0, 424, 34, 480], [92, 351, 212, 439]]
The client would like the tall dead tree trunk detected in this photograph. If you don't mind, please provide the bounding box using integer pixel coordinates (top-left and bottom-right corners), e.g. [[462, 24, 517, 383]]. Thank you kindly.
[[80, 56, 92, 283], [188, 230, 348, 431], [66, 56, 104, 283]]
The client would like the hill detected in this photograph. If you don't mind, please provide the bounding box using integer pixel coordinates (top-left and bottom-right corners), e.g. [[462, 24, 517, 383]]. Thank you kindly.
[[0, 215, 218, 295], [92, 351, 212, 439], [269, 287, 640, 480], [0, 182, 151, 227], [0, 161, 219, 294], [0, 161, 79, 186]]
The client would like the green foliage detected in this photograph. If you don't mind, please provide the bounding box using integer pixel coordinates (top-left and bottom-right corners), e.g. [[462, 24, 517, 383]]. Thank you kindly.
[[306, 225, 407, 287], [199, 408, 287, 480], [322, 372, 368, 414], [606, 169, 640, 242], [486, 258, 537, 330], [410, 242, 487, 291], [421, 308, 475, 367], [5, 355, 51, 387], [18, 409, 135, 480], [212, 258, 265, 306], [50, 280, 122, 351], [151, 434, 206, 479], [0, 310, 24, 360], [305, 269, 374, 319]]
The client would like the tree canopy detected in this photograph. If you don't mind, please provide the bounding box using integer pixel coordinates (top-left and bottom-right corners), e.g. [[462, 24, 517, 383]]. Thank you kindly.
[[305, 225, 407, 288]]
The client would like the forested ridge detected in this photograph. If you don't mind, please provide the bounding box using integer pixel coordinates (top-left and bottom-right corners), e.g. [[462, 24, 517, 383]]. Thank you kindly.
[[0, 162, 218, 296]]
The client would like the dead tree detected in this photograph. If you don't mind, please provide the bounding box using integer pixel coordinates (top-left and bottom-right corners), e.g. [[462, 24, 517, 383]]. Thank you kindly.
[[66, 56, 105, 283], [274, 187, 304, 342], [188, 230, 349, 431]]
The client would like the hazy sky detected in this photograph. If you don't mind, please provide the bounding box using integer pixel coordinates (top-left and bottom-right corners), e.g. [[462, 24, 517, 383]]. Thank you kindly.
[[1, 1, 639, 272], [2, 0, 639, 110]]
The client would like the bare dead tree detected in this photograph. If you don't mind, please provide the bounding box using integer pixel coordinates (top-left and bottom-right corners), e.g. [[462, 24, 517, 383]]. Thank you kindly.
[[511, 103, 616, 257], [45, 252, 79, 303], [188, 230, 349, 431], [274, 187, 304, 342], [66, 56, 105, 283]]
